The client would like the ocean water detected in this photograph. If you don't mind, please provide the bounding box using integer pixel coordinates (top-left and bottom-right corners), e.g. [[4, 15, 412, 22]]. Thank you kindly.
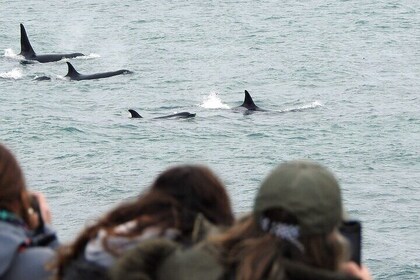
[[1, 0, 419, 278]]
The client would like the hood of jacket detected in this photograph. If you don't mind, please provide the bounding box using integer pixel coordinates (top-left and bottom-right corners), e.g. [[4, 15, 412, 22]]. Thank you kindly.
[[0, 220, 30, 276]]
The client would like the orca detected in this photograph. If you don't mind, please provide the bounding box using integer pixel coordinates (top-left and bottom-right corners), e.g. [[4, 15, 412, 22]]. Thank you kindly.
[[129, 109, 196, 119], [65, 62, 133, 81], [234, 90, 267, 112], [19, 24, 84, 63]]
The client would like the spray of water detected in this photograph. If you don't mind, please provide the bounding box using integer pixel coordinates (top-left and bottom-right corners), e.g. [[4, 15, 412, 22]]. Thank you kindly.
[[0, 68, 23, 80], [200, 92, 231, 109], [3, 48, 24, 61]]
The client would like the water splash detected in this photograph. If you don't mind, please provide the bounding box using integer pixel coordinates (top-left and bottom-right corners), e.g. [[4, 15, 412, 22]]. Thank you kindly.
[[0, 68, 23, 80], [303, 100, 323, 109], [200, 92, 230, 109], [3, 48, 24, 61], [56, 75, 68, 81]]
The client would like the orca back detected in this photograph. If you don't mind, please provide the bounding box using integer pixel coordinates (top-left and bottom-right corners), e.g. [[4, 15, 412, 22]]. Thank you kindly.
[[65, 62, 132, 80], [154, 112, 196, 119]]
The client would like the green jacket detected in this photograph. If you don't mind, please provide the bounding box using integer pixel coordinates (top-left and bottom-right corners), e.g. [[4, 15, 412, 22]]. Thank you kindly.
[[110, 239, 360, 280]]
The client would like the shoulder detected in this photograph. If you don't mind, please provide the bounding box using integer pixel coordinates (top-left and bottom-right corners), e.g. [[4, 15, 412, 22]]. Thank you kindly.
[[62, 255, 109, 280], [0, 221, 60, 280], [0, 220, 27, 244], [1, 246, 55, 280], [111, 238, 226, 280], [157, 241, 225, 280], [279, 260, 361, 280], [110, 239, 180, 280], [0, 221, 29, 276]]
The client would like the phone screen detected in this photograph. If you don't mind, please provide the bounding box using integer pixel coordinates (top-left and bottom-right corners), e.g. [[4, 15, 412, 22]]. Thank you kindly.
[[339, 220, 362, 266]]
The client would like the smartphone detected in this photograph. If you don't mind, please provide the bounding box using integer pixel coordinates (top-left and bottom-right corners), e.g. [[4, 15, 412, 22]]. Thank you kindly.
[[339, 220, 362, 266]]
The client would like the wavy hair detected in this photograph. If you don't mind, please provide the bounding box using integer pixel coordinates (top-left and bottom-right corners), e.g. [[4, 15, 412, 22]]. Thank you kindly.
[[53, 164, 234, 279], [211, 209, 349, 280]]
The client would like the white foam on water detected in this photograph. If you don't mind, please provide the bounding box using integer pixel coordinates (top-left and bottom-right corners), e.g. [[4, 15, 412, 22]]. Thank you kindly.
[[200, 92, 231, 109], [0, 68, 23, 80], [282, 100, 323, 112], [74, 53, 101, 60], [3, 48, 24, 61]]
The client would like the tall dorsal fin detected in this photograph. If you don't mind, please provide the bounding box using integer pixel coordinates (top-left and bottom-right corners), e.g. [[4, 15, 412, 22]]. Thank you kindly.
[[65, 62, 81, 78], [241, 90, 258, 110], [20, 24, 36, 58], [128, 109, 143, 118]]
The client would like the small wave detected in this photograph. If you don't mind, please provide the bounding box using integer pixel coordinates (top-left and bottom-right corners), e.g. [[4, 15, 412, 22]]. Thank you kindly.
[[247, 132, 268, 138], [62, 127, 84, 133], [158, 105, 183, 110], [282, 101, 323, 112], [200, 92, 230, 109], [0, 68, 23, 80]]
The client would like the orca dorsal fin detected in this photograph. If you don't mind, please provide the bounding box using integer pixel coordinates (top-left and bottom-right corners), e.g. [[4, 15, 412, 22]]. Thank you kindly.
[[20, 23, 36, 58], [65, 62, 81, 78], [241, 90, 258, 110], [128, 109, 143, 118]]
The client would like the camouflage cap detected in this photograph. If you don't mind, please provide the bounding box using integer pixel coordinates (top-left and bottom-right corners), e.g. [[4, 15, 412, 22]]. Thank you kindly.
[[253, 160, 343, 236]]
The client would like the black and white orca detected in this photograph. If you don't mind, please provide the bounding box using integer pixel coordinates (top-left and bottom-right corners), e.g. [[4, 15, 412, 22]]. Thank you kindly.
[[65, 62, 132, 81], [19, 24, 84, 63], [129, 109, 196, 119], [233, 90, 267, 113]]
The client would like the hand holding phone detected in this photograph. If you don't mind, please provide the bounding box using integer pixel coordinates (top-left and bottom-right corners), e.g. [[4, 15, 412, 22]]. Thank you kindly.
[[341, 262, 372, 280], [29, 192, 52, 227], [29, 193, 57, 246], [30, 194, 44, 234]]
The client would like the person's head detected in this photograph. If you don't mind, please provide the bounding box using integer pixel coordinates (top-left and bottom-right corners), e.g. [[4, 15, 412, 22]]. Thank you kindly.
[[54, 164, 233, 279], [150, 164, 234, 230], [82, 163, 236, 239], [214, 160, 349, 280], [0, 143, 34, 227], [254, 159, 343, 236]]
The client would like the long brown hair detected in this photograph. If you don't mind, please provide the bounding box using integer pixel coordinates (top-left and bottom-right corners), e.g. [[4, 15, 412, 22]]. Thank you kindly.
[[54, 164, 234, 279], [0, 144, 33, 227], [150, 164, 234, 228], [211, 209, 348, 280]]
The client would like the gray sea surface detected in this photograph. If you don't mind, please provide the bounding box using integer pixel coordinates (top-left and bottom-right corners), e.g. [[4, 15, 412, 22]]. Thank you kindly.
[[1, 1, 419, 279]]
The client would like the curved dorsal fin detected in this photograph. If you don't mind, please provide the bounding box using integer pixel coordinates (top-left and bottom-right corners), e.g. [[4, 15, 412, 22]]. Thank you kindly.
[[65, 62, 81, 78], [128, 109, 143, 118], [20, 23, 36, 58], [241, 90, 258, 110]]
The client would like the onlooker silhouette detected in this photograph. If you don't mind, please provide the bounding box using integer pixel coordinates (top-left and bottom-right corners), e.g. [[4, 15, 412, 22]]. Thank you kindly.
[[111, 160, 372, 280], [0, 143, 58, 280], [54, 164, 234, 280]]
